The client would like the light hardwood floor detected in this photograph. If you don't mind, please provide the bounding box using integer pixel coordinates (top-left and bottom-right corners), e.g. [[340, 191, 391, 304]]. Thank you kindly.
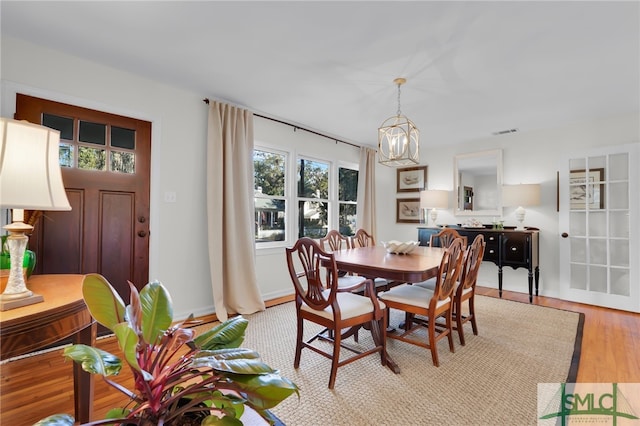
[[1, 288, 639, 425]]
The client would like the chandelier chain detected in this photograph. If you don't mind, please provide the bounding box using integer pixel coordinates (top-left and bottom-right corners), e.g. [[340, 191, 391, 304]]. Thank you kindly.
[[396, 83, 402, 116]]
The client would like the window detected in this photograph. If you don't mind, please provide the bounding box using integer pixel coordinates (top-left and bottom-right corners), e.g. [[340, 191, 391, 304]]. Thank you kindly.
[[253, 146, 359, 247], [254, 149, 287, 243], [339, 166, 358, 236], [297, 158, 329, 239]]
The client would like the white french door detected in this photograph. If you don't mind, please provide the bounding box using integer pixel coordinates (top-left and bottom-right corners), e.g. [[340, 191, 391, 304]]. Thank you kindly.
[[559, 143, 639, 312]]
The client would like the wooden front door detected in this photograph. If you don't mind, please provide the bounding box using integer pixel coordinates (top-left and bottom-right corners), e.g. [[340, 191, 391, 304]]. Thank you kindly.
[[15, 94, 151, 300]]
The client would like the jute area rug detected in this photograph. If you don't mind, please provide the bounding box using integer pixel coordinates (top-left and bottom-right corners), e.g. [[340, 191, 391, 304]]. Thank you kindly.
[[200, 295, 582, 426]]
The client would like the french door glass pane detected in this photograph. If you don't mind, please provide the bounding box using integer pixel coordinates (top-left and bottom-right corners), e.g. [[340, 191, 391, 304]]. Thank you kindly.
[[611, 268, 630, 296], [609, 182, 629, 209], [588, 238, 606, 265], [608, 153, 628, 180], [609, 211, 629, 238], [610, 240, 629, 267], [570, 264, 587, 289], [589, 266, 607, 293]]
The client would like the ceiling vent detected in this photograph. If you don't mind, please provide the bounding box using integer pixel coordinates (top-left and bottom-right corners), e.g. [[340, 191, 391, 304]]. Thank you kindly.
[[492, 128, 519, 136]]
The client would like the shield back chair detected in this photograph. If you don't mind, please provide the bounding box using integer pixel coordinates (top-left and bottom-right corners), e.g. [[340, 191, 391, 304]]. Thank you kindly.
[[351, 228, 391, 291], [414, 235, 485, 345], [320, 229, 366, 290], [429, 227, 468, 248], [452, 234, 485, 345], [378, 238, 465, 367], [286, 237, 387, 389]]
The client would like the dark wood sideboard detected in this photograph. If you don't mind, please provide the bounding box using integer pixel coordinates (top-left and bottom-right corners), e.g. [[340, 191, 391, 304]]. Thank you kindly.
[[418, 226, 540, 303]]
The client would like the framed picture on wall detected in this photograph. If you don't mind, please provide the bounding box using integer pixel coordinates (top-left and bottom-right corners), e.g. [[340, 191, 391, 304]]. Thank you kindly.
[[396, 198, 421, 223], [397, 166, 427, 193], [569, 168, 605, 210]]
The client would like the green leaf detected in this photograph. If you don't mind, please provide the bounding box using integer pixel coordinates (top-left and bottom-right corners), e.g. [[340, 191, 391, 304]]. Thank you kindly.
[[32, 414, 75, 426], [113, 323, 152, 381], [82, 274, 125, 331], [104, 407, 131, 419], [231, 372, 299, 409], [201, 415, 244, 425], [62, 344, 122, 376], [192, 353, 276, 375], [194, 316, 248, 350], [139, 280, 173, 344]]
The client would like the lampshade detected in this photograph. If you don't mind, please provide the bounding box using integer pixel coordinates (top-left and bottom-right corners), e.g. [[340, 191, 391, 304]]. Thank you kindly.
[[0, 117, 71, 310], [420, 190, 449, 226], [378, 78, 419, 167], [502, 184, 540, 207], [502, 184, 540, 230], [420, 190, 449, 209], [0, 118, 71, 211]]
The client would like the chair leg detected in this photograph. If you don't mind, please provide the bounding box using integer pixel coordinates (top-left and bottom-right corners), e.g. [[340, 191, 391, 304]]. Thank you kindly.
[[446, 310, 455, 353], [378, 311, 388, 366], [328, 324, 341, 389], [469, 296, 478, 336], [294, 315, 304, 368], [455, 301, 466, 346], [428, 315, 439, 367]]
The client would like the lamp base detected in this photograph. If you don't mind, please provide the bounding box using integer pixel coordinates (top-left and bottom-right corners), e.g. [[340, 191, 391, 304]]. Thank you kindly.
[[0, 292, 44, 311]]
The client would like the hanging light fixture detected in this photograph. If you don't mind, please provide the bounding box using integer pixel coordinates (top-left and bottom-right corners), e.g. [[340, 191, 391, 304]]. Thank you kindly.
[[378, 77, 419, 167]]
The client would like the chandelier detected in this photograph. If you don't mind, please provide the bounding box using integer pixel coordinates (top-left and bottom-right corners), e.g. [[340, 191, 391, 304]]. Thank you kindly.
[[378, 78, 419, 167]]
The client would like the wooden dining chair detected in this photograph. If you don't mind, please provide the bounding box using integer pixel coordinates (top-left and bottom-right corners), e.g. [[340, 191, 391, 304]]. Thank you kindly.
[[378, 238, 466, 367], [413, 235, 485, 345], [452, 234, 485, 345], [286, 237, 387, 389], [429, 228, 467, 248], [320, 230, 366, 289]]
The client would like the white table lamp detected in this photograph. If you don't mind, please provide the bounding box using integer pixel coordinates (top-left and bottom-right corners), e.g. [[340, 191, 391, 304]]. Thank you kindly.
[[420, 190, 449, 226], [502, 184, 540, 230], [0, 117, 71, 310]]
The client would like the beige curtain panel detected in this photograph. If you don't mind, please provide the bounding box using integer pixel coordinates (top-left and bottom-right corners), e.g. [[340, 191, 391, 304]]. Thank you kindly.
[[356, 146, 377, 240], [206, 100, 265, 321]]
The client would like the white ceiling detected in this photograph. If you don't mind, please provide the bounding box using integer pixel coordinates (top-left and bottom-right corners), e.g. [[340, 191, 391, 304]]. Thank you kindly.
[[2, 1, 638, 148]]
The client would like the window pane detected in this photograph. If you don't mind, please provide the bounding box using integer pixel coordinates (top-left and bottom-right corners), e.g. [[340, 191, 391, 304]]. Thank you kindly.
[[297, 159, 328, 199], [255, 198, 285, 242], [79, 120, 106, 145], [254, 150, 285, 196], [339, 167, 358, 201], [78, 146, 106, 171], [299, 200, 327, 238], [111, 151, 135, 174], [339, 203, 357, 236], [43, 113, 74, 140], [111, 126, 135, 149], [59, 143, 74, 168]]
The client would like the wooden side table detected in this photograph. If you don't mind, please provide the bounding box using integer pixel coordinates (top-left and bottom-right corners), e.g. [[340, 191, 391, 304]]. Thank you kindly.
[[0, 274, 96, 423]]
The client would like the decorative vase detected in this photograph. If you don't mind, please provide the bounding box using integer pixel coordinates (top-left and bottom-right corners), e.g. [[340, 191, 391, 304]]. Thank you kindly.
[[0, 235, 36, 294]]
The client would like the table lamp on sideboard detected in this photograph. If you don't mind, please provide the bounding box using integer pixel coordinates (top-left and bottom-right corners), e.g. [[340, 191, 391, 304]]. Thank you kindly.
[[502, 184, 540, 230], [420, 189, 449, 227], [0, 117, 71, 311]]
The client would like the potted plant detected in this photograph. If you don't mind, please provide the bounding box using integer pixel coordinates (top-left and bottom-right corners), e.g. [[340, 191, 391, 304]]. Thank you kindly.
[[35, 273, 298, 426]]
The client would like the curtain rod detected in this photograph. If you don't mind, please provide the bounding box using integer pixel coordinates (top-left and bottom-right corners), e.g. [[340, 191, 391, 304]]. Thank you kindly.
[[203, 98, 360, 149]]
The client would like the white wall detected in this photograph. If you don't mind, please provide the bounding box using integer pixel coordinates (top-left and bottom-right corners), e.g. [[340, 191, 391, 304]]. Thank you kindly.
[[2, 36, 638, 314]]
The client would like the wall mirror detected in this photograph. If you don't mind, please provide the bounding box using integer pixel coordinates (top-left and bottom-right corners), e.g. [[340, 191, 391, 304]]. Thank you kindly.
[[454, 149, 503, 217]]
